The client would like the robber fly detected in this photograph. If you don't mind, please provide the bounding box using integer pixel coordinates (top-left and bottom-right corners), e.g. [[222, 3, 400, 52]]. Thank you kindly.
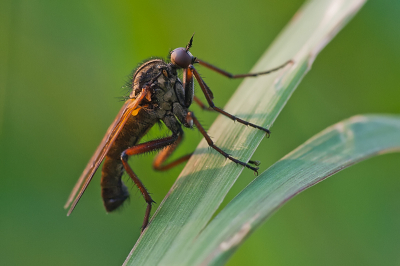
[[65, 35, 290, 231]]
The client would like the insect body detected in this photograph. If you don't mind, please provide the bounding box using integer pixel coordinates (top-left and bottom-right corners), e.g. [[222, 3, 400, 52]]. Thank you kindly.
[[65, 35, 290, 231]]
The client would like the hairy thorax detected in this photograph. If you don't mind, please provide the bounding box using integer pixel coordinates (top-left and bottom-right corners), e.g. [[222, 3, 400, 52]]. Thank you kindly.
[[131, 59, 190, 127]]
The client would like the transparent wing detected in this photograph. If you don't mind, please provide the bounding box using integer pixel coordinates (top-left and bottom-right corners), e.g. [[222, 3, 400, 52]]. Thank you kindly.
[[64, 89, 149, 215]]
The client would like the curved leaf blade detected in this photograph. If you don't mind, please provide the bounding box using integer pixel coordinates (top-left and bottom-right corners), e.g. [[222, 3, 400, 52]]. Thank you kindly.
[[184, 115, 400, 265]]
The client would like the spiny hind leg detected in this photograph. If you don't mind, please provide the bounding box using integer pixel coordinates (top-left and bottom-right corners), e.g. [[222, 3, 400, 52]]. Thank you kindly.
[[121, 133, 180, 231]]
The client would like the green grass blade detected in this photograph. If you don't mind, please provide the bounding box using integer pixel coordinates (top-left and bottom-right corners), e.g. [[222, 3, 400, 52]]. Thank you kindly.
[[182, 115, 400, 265], [124, 0, 366, 265]]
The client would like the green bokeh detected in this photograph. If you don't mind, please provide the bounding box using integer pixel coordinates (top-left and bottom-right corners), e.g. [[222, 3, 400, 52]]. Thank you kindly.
[[1, 1, 399, 266]]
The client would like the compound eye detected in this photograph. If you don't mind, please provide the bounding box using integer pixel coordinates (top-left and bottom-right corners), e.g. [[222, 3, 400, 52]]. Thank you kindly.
[[162, 69, 168, 77], [170, 48, 192, 68]]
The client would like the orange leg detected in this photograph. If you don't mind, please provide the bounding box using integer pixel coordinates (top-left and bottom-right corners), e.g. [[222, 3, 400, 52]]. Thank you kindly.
[[152, 126, 260, 171], [153, 132, 193, 171], [121, 133, 179, 231]]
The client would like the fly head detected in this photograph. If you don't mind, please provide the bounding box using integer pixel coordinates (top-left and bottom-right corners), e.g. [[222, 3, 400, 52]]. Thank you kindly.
[[170, 35, 197, 69]]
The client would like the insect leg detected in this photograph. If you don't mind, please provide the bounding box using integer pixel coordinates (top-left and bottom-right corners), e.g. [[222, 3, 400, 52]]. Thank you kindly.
[[152, 129, 259, 169], [183, 66, 211, 111], [196, 58, 292, 79], [153, 131, 193, 171], [189, 65, 271, 137], [186, 111, 259, 174], [121, 133, 180, 231], [193, 96, 212, 110], [182, 68, 195, 107]]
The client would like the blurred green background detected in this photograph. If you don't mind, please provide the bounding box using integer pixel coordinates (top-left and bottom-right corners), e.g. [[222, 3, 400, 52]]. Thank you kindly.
[[1, 0, 399, 265]]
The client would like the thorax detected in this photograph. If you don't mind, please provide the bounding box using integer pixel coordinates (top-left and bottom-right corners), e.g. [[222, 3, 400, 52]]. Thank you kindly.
[[130, 59, 188, 122]]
